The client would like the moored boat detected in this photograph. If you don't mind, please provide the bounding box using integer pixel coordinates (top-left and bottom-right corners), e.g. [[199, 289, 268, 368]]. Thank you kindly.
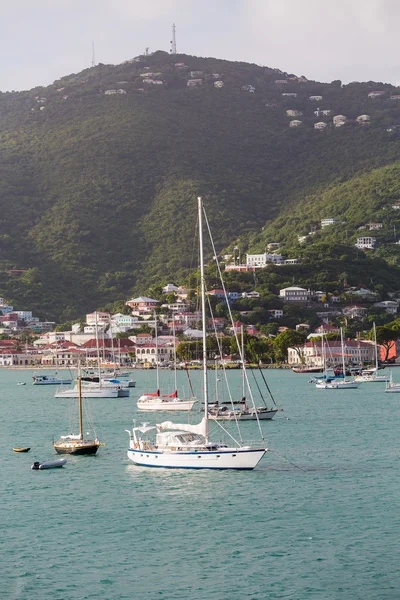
[[292, 366, 323, 374], [126, 197, 267, 470], [53, 376, 102, 455], [31, 458, 67, 469], [13, 447, 31, 452], [33, 375, 73, 385]]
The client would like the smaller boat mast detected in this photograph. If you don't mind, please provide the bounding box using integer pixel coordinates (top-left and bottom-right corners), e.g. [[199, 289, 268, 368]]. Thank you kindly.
[[340, 327, 346, 378], [373, 322, 379, 372], [78, 371, 83, 440], [172, 318, 178, 393], [95, 311, 102, 385], [241, 324, 245, 399], [154, 311, 160, 391]]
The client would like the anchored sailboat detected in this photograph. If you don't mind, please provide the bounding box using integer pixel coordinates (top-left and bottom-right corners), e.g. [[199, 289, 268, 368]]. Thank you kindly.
[[137, 316, 197, 411], [125, 197, 267, 470], [354, 323, 389, 383], [53, 375, 102, 455], [315, 328, 360, 389]]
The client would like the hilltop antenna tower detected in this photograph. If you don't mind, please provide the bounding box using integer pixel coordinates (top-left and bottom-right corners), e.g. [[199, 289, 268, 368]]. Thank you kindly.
[[92, 41, 96, 67], [170, 23, 177, 55]]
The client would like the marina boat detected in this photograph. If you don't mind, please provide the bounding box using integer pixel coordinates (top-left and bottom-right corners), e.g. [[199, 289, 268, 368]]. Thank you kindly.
[[354, 324, 389, 383], [137, 318, 196, 412], [125, 197, 267, 470], [207, 328, 280, 420], [55, 383, 126, 398], [53, 376, 102, 455], [82, 375, 135, 388], [292, 366, 323, 374], [137, 389, 197, 411], [385, 373, 400, 393], [13, 447, 30, 452], [315, 329, 360, 389], [55, 315, 130, 398], [33, 374, 73, 385], [208, 401, 278, 420], [31, 458, 67, 469]]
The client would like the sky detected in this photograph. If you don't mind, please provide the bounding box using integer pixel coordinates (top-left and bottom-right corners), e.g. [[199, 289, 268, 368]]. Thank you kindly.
[[2, 0, 400, 91]]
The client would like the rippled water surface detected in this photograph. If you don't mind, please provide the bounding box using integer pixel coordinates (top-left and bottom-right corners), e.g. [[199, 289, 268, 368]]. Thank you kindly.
[[3, 368, 400, 599]]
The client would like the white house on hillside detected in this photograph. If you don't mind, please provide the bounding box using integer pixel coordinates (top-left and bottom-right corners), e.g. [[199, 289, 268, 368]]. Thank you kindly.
[[355, 237, 376, 249], [246, 253, 282, 267], [162, 283, 179, 294], [321, 218, 339, 228], [279, 287, 310, 302]]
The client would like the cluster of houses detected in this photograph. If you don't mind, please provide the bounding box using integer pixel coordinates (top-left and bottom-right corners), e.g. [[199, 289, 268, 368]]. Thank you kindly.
[[289, 111, 371, 130], [0, 298, 55, 335], [2, 268, 400, 367], [314, 212, 400, 250]]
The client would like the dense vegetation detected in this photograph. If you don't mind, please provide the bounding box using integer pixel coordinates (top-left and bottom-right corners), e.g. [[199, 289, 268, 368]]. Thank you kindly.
[[2, 50, 400, 320]]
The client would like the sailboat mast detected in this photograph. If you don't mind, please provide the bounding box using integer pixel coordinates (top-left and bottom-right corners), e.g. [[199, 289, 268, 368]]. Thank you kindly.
[[373, 322, 378, 371], [198, 196, 209, 437], [340, 327, 346, 377], [241, 324, 245, 398], [154, 312, 160, 391], [172, 318, 177, 392], [95, 311, 102, 384], [78, 375, 83, 439]]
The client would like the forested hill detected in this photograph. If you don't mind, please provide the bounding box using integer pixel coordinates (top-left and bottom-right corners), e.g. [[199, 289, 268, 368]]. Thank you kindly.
[[2, 50, 400, 320]]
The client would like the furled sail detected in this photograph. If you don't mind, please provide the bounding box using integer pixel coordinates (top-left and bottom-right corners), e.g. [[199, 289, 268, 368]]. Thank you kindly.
[[157, 417, 208, 437]]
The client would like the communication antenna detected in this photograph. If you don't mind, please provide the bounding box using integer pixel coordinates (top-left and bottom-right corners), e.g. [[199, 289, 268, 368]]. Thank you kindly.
[[144, 47, 150, 56], [170, 23, 177, 55], [92, 41, 96, 67]]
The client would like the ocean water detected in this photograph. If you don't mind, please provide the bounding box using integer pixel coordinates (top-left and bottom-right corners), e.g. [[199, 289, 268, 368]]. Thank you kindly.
[[2, 367, 400, 600]]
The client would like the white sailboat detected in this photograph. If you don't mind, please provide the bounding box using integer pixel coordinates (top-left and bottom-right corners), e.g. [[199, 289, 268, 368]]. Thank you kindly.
[[137, 317, 197, 411], [385, 371, 400, 393], [208, 326, 279, 420], [354, 323, 389, 383], [315, 329, 360, 389], [126, 197, 267, 470], [55, 312, 130, 398]]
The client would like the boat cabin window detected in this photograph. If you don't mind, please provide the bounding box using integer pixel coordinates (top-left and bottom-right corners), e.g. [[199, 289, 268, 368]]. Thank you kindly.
[[175, 433, 205, 444]]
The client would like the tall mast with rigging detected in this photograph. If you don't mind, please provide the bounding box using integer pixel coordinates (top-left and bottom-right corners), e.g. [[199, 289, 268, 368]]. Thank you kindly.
[[198, 196, 209, 441]]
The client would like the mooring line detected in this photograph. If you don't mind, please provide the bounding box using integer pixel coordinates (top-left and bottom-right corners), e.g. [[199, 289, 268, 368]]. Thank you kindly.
[[268, 449, 307, 472]]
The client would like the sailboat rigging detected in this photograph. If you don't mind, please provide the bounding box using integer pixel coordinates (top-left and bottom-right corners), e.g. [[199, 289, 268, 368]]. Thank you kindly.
[[125, 197, 267, 469], [136, 314, 197, 411], [354, 323, 390, 383], [53, 370, 102, 455]]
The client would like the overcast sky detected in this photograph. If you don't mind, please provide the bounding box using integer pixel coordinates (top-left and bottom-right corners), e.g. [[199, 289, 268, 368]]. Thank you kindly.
[[3, 0, 400, 91]]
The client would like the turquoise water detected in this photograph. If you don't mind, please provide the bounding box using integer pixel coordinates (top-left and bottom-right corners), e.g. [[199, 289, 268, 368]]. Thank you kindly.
[[3, 368, 400, 599]]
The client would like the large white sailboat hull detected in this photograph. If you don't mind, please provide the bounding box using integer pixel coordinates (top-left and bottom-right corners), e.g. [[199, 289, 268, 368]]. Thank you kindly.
[[127, 447, 266, 470]]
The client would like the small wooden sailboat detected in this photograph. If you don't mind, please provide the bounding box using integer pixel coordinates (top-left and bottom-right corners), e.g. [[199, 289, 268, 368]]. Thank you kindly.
[[53, 376, 102, 455], [13, 447, 31, 452]]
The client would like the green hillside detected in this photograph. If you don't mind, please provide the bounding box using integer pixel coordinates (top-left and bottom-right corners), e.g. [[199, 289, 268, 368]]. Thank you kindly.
[[2, 50, 400, 320]]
